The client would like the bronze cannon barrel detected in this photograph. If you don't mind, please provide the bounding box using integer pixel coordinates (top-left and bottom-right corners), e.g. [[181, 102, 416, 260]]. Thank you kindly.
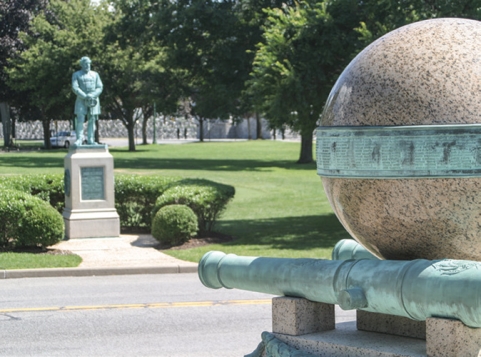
[[199, 251, 481, 328]]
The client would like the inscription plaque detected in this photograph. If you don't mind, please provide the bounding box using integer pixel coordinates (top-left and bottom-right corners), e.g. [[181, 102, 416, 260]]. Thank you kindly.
[[81, 167, 105, 200], [317, 124, 481, 178]]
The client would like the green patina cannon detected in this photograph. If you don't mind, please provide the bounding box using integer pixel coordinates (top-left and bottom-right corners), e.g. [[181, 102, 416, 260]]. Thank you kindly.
[[199, 250, 481, 328]]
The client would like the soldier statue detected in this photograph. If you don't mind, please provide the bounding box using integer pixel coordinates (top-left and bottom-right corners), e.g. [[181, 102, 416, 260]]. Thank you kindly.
[[72, 56, 103, 145]]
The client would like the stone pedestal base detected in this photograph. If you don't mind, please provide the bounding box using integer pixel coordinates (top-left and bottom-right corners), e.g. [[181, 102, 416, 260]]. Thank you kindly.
[[254, 297, 481, 357], [357, 310, 426, 340], [63, 208, 120, 239], [63, 145, 120, 239]]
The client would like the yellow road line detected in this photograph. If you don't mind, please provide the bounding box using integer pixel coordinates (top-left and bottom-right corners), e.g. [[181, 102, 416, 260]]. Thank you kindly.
[[0, 299, 272, 314]]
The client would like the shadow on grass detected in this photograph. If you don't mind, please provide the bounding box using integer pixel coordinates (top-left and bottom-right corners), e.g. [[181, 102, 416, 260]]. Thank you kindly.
[[114, 158, 316, 172], [0, 155, 64, 169], [216, 214, 349, 250], [0, 155, 317, 172]]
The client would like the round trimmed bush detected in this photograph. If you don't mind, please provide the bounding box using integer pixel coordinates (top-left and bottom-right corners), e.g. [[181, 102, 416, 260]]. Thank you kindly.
[[0, 189, 64, 250], [17, 199, 65, 248], [151, 204, 198, 246]]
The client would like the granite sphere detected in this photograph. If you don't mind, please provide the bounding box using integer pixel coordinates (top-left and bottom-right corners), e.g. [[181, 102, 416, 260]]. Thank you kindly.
[[321, 18, 481, 261]]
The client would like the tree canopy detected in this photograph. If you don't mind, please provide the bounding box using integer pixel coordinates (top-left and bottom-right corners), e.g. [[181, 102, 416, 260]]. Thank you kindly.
[[247, 0, 363, 163], [3, 0, 481, 155]]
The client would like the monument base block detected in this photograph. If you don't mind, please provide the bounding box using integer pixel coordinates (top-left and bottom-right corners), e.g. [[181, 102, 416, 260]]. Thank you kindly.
[[63, 208, 120, 239], [250, 297, 481, 357]]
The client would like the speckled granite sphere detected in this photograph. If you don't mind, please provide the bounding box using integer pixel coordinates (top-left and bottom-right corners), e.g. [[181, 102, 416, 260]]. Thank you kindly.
[[321, 18, 481, 261]]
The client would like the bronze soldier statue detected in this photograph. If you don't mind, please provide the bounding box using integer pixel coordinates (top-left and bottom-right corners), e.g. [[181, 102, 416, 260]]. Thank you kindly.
[[72, 56, 103, 145]]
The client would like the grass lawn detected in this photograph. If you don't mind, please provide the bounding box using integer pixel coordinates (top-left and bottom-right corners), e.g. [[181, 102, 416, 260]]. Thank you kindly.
[[0, 139, 348, 265], [0, 252, 82, 269]]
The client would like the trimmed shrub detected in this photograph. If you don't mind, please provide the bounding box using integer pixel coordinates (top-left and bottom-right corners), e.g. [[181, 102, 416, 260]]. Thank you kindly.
[[152, 178, 235, 234], [0, 174, 64, 212], [0, 174, 235, 235], [0, 189, 64, 250], [115, 175, 179, 228], [151, 204, 198, 246]]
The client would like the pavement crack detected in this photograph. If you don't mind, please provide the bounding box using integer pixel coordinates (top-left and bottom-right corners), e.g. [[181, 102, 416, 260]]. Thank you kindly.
[[1, 313, 21, 321]]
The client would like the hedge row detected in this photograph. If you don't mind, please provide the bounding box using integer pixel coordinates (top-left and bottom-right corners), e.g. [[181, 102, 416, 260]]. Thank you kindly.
[[152, 178, 235, 234], [0, 174, 235, 236], [0, 174, 64, 213], [114, 175, 179, 228]]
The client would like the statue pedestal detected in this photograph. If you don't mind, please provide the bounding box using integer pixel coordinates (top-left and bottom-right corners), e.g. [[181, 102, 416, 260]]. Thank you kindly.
[[258, 297, 481, 357], [62, 145, 120, 239]]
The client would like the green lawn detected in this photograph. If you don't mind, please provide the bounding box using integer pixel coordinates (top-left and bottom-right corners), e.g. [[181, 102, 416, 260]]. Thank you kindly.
[[0, 252, 82, 269], [0, 140, 348, 264]]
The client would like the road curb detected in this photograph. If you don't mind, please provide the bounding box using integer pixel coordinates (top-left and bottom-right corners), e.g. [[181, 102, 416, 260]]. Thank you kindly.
[[1, 265, 198, 279]]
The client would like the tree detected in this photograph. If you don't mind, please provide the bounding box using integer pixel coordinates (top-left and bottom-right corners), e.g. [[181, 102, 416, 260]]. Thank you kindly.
[[148, 0, 299, 141], [149, 0, 247, 141], [247, 0, 363, 163], [356, 0, 481, 45], [0, 0, 48, 147], [237, 0, 298, 140], [102, 0, 182, 150], [7, 0, 110, 148]]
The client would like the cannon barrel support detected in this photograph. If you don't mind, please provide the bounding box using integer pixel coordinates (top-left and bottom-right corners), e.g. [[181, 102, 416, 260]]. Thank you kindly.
[[331, 239, 379, 260], [199, 251, 481, 328]]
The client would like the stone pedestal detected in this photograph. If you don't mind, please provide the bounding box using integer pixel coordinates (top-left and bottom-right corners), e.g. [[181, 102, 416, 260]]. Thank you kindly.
[[263, 297, 481, 357], [62, 145, 120, 239], [272, 297, 335, 336], [426, 318, 481, 357]]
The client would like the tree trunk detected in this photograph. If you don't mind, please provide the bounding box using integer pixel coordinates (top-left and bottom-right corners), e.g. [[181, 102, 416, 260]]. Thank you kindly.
[[142, 115, 148, 145], [120, 108, 137, 152], [256, 113, 263, 140], [247, 116, 251, 140], [42, 119, 52, 149], [0, 102, 11, 147], [127, 122, 136, 151], [95, 120, 100, 143], [297, 129, 314, 164], [198, 117, 204, 142], [11, 116, 16, 140]]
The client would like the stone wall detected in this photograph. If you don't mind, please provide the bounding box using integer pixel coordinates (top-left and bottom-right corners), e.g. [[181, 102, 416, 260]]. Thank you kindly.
[[3, 117, 301, 141]]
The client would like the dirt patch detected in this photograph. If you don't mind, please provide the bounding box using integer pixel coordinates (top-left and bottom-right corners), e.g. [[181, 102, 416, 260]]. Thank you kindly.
[[158, 232, 235, 251]]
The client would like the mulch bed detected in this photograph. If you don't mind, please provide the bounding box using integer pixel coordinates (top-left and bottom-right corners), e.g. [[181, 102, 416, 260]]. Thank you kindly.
[[0, 247, 73, 255], [157, 231, 235, 251], [121, 226, 235, 250], [1, 230, 233, 254]]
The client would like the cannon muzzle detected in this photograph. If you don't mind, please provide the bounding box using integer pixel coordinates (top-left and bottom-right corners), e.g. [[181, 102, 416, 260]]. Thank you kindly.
[[199, 251, 481, 328]]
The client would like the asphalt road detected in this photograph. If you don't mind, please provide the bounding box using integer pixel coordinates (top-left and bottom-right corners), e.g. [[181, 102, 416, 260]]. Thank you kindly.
[[0, 273, 274, 357]]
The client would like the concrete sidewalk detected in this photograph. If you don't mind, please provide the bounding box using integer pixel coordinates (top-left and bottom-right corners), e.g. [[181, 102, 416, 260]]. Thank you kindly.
[[1, 235, 198, 279]]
